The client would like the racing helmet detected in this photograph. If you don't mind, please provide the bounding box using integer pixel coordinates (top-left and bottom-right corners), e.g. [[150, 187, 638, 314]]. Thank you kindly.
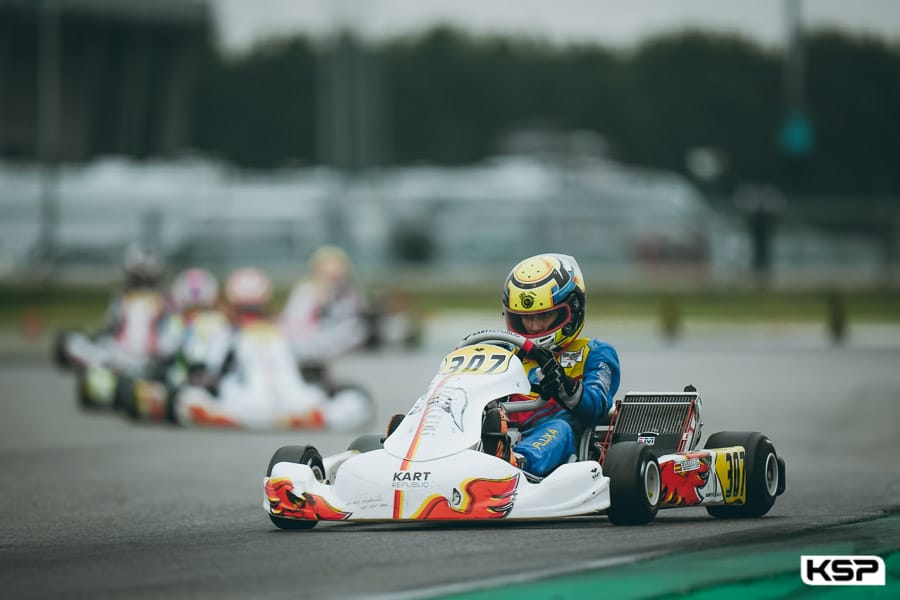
[[310, 245, 351, 284], [123, 243, 164, 288], [224, 267, 273, 313], [502, 253, 586, 350], [171, 268, 219, 311]]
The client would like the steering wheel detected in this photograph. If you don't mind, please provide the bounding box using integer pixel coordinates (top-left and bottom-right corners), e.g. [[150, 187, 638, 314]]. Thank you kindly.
[[456, 329, 547, 414]]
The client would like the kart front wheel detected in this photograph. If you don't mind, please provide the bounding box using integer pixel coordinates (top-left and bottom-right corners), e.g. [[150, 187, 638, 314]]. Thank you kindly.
[[119, 377, 139, 419], [52, 330, 75, 370], [266, 445, 326, 530], [76, 371, 110, 411], [75, 372, 93, 410], [605, 442, 661, 525], [704, 431, 781, 519]]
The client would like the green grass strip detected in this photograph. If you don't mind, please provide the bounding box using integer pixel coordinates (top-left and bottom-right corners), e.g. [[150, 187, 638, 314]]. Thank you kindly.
[[442, 515, 900, 600]]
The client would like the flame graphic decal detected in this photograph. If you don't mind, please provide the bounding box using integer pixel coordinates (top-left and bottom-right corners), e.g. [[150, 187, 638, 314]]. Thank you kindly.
[[188, 405, 239, 427], [265, 477, 351, 521], [410, 475, 519, 520], [281, 410, 326, 429], [660, 452, 711, 506]]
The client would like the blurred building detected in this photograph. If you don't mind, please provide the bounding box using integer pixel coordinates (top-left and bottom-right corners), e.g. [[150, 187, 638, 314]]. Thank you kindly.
[[0, 0, 210, 162]]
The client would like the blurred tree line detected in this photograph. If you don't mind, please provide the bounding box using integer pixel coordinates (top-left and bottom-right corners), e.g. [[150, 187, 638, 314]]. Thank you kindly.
[[190, 27, 900, 198]]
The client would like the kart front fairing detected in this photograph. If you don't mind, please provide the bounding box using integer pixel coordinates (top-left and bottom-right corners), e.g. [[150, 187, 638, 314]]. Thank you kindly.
[[175, 322, 332, 429], [265, 344, 612, 522], [384, 344, 532, 460]]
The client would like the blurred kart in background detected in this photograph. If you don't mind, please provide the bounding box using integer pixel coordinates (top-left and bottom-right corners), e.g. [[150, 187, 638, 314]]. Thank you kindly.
[[53, 288, 169, 410], [263, 330, 785, 529], [359, 291, 424, 351], [280, 246, 422, 365], [126, 319, 374, 432], [119, 306, 233, 423]]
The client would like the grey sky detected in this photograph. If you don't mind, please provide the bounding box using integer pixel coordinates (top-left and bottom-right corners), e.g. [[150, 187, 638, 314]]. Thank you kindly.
[[212, 0, 900, 52]]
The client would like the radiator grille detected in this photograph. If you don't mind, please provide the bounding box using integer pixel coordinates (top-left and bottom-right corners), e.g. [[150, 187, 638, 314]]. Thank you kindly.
[[607, 392, 699, 455], [615, 394, 695, 435]]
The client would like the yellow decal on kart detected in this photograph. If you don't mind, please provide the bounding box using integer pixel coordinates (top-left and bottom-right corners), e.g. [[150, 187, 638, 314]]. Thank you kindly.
[[714, 446, 747, 504], [439, 346, 513, 375]]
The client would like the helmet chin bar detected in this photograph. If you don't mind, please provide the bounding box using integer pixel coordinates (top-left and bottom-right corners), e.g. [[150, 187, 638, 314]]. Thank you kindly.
[[505, 322, 566, 350], [529, 333, 557, 349]]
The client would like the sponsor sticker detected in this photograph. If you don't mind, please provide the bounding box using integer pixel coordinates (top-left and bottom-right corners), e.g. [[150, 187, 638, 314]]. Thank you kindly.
[[674, 457, 701, 474], [637, 432, 657, 446], [801, 555, 886, 586], [559, 349, 584, 368], [392, 471, 432, 489]]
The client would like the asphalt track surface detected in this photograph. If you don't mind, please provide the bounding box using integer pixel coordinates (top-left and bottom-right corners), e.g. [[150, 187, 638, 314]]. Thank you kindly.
[[2, 318, 900, 598]]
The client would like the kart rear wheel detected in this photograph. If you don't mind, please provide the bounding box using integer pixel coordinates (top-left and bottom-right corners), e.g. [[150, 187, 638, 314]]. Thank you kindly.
[[704, 431, 780, 519], [164, 387, 180, 425], [605, 442, 660, 525], [266, 445, 326, 530], [113, 375, 134, 412], [326, 385, 376, 432], [119, 377, 139, 420]]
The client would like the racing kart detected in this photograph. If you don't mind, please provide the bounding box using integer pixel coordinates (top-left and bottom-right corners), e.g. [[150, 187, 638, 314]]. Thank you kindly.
[[264, 330, 786, 529], [53, 290, 168, 410], [118, 308, 233, 423], [127, 320, 374, 432]]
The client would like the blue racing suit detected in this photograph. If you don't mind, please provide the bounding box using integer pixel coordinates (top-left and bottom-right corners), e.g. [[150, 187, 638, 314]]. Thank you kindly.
[[508, 337, 620, 477]]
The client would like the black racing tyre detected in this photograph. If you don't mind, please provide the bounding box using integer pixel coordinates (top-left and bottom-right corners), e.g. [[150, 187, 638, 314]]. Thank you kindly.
[[119, 377, 139, 419], [112, 375, 133, 412], [75, 372, 98, 410], [52, 330, 74, 370], [164, 386, 180, 425], [605, 442, 661, 525], [266, 445, 326, 530], [704, 431, 779, 519], [347, 434, 385, 453], [330, 384, 377, 432]]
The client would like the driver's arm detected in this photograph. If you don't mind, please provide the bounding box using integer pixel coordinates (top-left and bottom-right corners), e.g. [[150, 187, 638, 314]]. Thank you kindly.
[[570, 340, 620, 424]]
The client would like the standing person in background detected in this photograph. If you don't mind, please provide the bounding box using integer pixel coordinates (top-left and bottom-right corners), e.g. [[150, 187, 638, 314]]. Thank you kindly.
[[735, 184, 783, 289], [483, 253, 621, 477]]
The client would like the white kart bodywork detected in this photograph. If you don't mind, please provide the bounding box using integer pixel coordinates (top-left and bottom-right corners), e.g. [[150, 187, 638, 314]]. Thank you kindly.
[[265, 343, 612, 522], [175, 322, 371, 431], [62, 291, 165, 374], [59, 291, 167, 407]]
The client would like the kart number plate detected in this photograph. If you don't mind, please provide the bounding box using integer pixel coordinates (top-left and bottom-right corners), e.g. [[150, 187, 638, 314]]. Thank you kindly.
[[440, 346, 512, 375]]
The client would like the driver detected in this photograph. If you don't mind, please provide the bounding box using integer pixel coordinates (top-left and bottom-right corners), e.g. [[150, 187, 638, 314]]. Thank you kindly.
[[101, 243, 171, 357], [280, 245, 369, 361], [225, 267, 274, 327], [483, 253, 621, 477]]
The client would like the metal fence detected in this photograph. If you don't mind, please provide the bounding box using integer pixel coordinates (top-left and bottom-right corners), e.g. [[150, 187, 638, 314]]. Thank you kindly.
[[1, 157, 897, 288]]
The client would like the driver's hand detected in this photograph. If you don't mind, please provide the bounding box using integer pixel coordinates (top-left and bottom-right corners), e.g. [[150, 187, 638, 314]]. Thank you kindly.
[[530, 347, 583, 412]]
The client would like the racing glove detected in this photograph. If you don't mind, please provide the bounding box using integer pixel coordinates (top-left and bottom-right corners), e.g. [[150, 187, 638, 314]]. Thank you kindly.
[[529, 347, 583, 412]]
